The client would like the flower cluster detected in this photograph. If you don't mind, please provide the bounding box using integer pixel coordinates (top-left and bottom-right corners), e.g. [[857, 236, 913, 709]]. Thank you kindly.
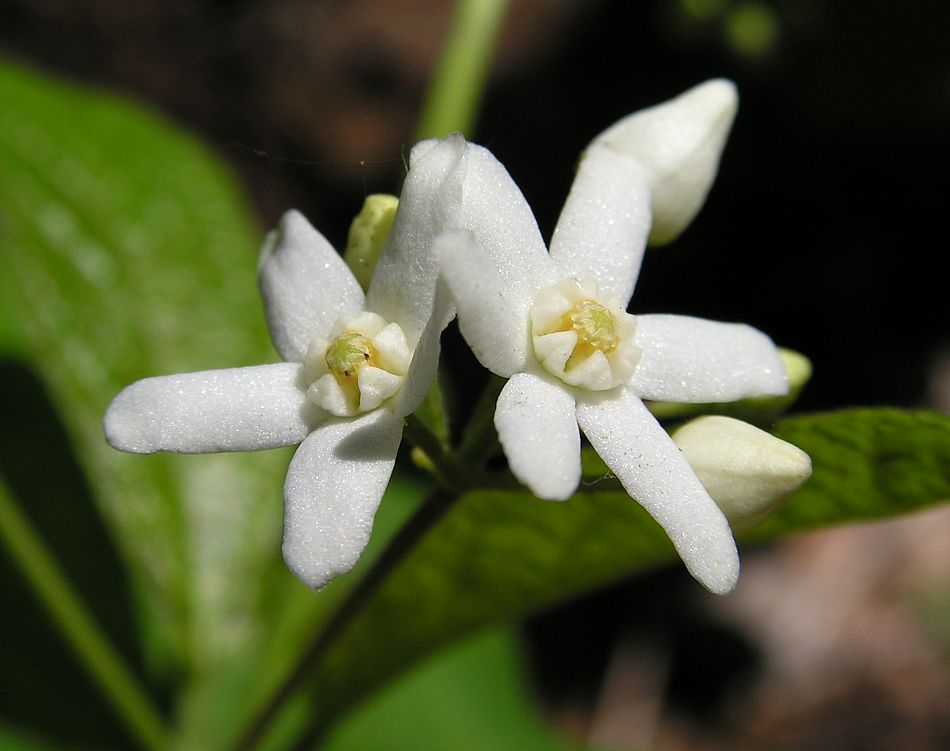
[[105, 80, 804, 594]]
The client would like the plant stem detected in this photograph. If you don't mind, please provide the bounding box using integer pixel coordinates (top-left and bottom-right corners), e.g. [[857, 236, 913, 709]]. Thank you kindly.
[[0, 477, 168, 751], [230, 374, 507, 750], [414, 0, 511, 139], [230, 486, 457, 751], [232, 4, 512, 744]]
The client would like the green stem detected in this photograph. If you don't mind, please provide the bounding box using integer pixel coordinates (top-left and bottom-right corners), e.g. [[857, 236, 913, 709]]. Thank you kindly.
[[456, 374, 505, 466], [230, 486, 457, 751], [230, 374, 508, 750], [414, 0, 511, 139], [0, 477, 168, 751]]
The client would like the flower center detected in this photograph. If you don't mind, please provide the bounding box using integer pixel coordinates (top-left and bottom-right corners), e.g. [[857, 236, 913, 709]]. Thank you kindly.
[[304, 311, 411, 417], [567, 300, 618, 357], [530, 279, 640, 391], [325, 333, 376, 377]]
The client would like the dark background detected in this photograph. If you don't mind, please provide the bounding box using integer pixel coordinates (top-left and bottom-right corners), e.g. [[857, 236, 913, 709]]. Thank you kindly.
[[3, 0, 947, 412], [2, 1, 948, 748]]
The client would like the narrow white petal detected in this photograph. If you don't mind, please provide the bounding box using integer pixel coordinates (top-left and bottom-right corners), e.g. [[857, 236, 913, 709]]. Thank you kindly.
[[259, 210, 365, 363], [494, 372, 581, 500], [391, 289, 444, 418], [282, 409, 403, 590], [629, 314, 788, 402], [104, 363, 317, 454], [367, 135, 466, 344], [549, 144, 651, 304], [434, 229, 531, 376], [453, 143, 557, 293], [575, 388, 739, 594], [592, 79, 738, 245]]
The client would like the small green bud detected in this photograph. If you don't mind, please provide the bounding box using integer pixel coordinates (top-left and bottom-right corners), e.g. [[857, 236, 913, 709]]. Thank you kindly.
[[325, 333, 374, 377], [343, 194, 399, 291]]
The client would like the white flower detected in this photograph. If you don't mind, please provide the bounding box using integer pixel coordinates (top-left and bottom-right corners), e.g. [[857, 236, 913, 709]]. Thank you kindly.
[[592, 79, 739, 246], [433, 137, 787, 594], [104, 137, 467, 590]]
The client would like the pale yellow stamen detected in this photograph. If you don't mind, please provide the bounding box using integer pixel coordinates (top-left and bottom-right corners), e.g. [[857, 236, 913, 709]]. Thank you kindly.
[[530, 278, 640, 391], [564, 301, 618, 369]]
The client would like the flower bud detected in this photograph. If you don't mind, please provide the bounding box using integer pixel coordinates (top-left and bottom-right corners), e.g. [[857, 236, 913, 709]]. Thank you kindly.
[[591, 79, 738, 246], [343, 194, 399, 290], [672, 415, 811, 528]]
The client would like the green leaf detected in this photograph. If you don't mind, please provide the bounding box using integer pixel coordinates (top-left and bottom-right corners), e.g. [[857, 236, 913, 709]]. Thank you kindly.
[[761, 408, 950, 535], [0, 58, 290, 674], [324, 628, 589, 751], [291, 408, 950, 735]]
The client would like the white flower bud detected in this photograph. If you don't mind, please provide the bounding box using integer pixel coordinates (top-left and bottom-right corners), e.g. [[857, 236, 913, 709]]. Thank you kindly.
[[672, 415, 811, 528], [591, 79, 738, 246]]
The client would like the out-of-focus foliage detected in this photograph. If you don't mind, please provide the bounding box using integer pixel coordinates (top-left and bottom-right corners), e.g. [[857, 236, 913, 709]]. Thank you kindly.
[[325, 628, 592, 751]]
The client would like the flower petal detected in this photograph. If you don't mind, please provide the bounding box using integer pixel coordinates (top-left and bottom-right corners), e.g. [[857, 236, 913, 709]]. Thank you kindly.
[[433, 229, 532, 377], [104, 363, 318, 454], [282, 409, 403, 589], [454, 143, 556, 289], [391, 287, 444, 417], [575, 388, 739, 594], [494, 372, 581, 500], [628, 314, 788, 402], [259, 210, 365, 363], [592, 79, 738, 246], [549, 144, 651, 304], [367, 135, 467, 344]]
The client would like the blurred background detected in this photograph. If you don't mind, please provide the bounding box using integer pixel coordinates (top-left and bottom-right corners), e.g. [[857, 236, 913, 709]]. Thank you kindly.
[[2, 0, 949, 748]]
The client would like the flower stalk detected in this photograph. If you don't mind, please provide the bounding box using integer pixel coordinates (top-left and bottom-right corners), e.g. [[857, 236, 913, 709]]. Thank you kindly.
[[414, 0, 511, 139]]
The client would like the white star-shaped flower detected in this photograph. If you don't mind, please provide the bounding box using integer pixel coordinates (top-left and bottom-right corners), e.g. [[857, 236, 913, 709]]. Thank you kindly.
[[104, 137, 467, 590], [433, 137, 787, 594]]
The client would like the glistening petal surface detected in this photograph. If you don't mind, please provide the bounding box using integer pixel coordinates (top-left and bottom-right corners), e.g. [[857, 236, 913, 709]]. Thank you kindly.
[[452, 142, 557, 299], [282, 409, 403, 590], [103, 363, 317, 454], [629, 314, 787, 402], [434, 229, 531, 377], [367, 136, 466, 343], [592, 79, 738, 246], [391, 286, 445, 418], [575, 388, 739, 594], [494, 372, 581, 500], [549, 144, 651, 304], [259, 210, 365, 363]]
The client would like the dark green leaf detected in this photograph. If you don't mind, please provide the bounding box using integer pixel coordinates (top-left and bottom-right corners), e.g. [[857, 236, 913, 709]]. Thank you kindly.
[[296, 408, 950, 734], [760, 408, 950, 534], [0, 58, 292, 674]]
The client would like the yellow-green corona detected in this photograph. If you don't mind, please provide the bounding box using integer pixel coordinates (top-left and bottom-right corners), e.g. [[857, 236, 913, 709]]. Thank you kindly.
[[566, 300, 619, 368], [325, 332, 376, 378], [304, 311, 412, 417], [530, 279, 640, 391]]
